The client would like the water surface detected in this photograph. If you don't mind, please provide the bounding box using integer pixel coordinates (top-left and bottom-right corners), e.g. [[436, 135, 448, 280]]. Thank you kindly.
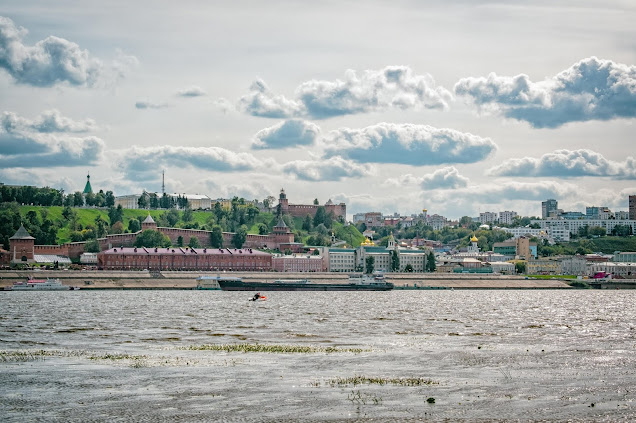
[[1, 290, 634, 421]]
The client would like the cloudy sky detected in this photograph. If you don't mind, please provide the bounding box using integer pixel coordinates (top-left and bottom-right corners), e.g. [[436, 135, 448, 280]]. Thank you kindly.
[[1, 0, 634, 220]]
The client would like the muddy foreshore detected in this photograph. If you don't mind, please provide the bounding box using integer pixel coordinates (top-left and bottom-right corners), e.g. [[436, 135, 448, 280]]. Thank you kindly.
[[0, 270, 571, 290]]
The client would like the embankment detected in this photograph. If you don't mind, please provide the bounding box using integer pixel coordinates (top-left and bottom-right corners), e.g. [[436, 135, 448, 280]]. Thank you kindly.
[[0, 270, 572, 289]]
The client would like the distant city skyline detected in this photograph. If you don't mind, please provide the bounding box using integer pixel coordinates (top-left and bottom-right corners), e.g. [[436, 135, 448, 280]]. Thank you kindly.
[[1, 1, 634, 220]]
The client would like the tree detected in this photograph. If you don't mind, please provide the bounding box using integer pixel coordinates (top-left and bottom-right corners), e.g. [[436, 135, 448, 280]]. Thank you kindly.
[[164, 209, 180, 227], [213, 202, 225, 220], [104, 190, 115, 207], [515, 261, 526, 274], [390, 250, 400, 272], [459, 216, 472, 227], [94, 216, 107, 238], [62, 205, 75, 222], [108, 205, 124, 226], [313, 206, 327, 227], [589, 226, 606, 237], [138, 192, 149, 209], [232, 224, 248, 249], [182, 204, 193, 222], [149, 193, 159, 209], [73, 191, 84, 207], [188, 237, 201, 248], [84, 239, 101, 253], [94, 190, 105, 207], [365, 256, 375, 274], [302, 215, 313, 231], [84, 192, 96, 207], [313, 198, 319, 205], [611, 224, 632, 236], [70, 231, 84, 242], [426, 251, 436, 272], [177, 236, 184, 247], [128, 219, 141, 233], [134, 229, 171, 248], [257, 223, 269, 235], [110, 221, 124, 234], [404, 264, 414, 272], [210, 225, 224, 248]]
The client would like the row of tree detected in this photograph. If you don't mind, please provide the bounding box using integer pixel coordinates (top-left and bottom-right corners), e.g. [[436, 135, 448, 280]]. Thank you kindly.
[[362, 250, 437, 274], [0, 184, 117, 208]]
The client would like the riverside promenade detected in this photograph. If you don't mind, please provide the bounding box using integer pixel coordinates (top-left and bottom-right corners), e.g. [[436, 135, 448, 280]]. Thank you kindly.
[[0, 270, 572, 289]]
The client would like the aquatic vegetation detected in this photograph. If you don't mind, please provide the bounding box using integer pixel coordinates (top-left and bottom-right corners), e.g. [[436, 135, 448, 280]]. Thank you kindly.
[[326, 375, 438, 387], [347, 390, 382, 405], [183, 343, 365, 354], [0, 349, 49, 362], [88, 353, 148, 361]]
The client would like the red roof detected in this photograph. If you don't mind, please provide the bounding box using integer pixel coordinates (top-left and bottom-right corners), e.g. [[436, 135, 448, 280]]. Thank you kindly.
[[99, 247, 270, 257]]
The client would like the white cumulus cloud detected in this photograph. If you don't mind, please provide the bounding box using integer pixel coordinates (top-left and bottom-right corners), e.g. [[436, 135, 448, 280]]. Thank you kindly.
[[237, 66, 453, 119], [0, 15, 135, 88], [116, 145, 266, 181], [281, 156, 374, 181], [454, 57, 636, 128], [237, 79, 305, 118], [488, 149, 636, 179], [176, 85, 207, 97], [386, 167, 469, 190], [321, 123, 496, 165], [1, 110, 97, 133], [251, 119, 320, 150]]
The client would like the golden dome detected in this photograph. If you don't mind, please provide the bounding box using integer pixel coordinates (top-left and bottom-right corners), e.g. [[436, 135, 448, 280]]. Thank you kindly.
[[470, 235, 478, 242], [361, 237, 375, 246]]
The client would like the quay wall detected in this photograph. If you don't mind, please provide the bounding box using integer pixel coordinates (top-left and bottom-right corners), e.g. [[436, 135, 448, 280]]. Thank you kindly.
[[0, 270, 573, 289]]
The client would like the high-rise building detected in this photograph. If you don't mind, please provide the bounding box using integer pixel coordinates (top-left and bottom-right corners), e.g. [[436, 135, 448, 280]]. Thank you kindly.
[[630, 195, 636, 220], [542, 199, 558, 219], [479, 212, 497, 224], [499, 211, 518, 225]]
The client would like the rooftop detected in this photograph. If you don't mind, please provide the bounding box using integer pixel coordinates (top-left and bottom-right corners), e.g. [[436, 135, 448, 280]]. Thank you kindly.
[[100, 247, 271, 256]]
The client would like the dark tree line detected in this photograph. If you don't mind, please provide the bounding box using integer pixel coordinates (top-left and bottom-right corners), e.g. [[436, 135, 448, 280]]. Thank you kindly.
[[0, 184, 116, 208]]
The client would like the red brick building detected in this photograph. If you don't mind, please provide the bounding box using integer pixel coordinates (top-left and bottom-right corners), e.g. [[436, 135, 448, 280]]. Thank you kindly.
[[6, 213, 295, 264], [272, 253, 326, 272], [97, 246, 272, 271], [9, 225, 35, 264], [277, 189, 346, 221]]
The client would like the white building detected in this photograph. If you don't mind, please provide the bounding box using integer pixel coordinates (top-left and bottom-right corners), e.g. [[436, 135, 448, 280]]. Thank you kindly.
[[488, 261, 515, 274], [559, 256, 588, 276], [614, 252, 636, 262], [479, 212, 497, 224], [352, 213, 366, 224], [615, 211, 629, 220], [427, 214, 450, 230], [114, 194, 141, 209], [326, 248, 357, 272], [498, 211, 518, 225], [533, 219, 636, 237], [168, 193, 211, 210], [589, 262, 636, 278]]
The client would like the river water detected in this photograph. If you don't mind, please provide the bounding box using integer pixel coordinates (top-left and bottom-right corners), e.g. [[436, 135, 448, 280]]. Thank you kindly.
[[1, 290, 634, 422]]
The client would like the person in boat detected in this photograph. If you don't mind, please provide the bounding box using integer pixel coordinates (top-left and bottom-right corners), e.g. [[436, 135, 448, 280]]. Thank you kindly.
[[251, 292, 261, 301]]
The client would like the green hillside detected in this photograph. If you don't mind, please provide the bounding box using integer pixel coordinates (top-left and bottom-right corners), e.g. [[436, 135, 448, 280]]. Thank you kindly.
[[6, 205, 276, 245], [560, 236, 636, 254]]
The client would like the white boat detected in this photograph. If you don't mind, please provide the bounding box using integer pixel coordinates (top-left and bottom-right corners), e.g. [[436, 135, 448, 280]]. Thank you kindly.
[[347, 273, 390, 286], [9, 278, 79, 291]]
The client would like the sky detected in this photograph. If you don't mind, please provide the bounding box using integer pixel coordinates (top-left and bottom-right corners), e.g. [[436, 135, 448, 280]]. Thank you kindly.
[[0, 0, 635, 220]]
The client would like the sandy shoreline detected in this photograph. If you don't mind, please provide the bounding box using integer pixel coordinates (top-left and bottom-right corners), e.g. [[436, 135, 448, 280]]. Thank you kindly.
[[0, 270, 572, 289]]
